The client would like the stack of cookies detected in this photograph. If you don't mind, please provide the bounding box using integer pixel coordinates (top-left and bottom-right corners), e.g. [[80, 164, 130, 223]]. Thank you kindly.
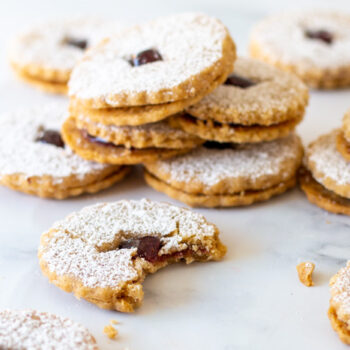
[[300, 109, 350, 216], [62, 13, 236, 166], [144, 57, 309, 207]]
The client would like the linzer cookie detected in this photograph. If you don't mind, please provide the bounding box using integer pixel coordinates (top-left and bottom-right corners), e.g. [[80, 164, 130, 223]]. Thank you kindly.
[[0, 309, 98, 350], [329, 261, 350, 344], [171, 57, 308, 143], [336, 109, 350, 161], [38, 199, 226, 312], [9, 18, 124, 94], [250, 11, 350, 89], [144, 134, 303, 207], [68, 13, 236, 110], [62, 115, 203, 164], [0, 104, 129, 199], [300, 130, 350, 215]]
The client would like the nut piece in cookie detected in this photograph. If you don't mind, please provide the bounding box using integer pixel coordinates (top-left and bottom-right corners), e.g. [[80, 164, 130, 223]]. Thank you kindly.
[[0, 309, 98, 349], [144, 133, 303, 207], [296, 261, 315, 287], [38, 199, 226, 312], [250, 11, 350, 89]]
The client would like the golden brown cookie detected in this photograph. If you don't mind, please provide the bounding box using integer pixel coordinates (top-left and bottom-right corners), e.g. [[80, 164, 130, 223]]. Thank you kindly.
[[0, 104, 129, 199], [296, 261, 315, 287], [0, 309, 98, 349], [9, 18, 125, 94], [336, 131, 350, 162], [62, 116, 196, 165], [299, 168, 350, 216], [144, 134, 303, 207], [68, 13, 236, 108], [38, 199, 226, 312], [169, 113, 302, 143], [186, 57, 308, 126], [304, 130, 350, 200], [250, 11, 350, 89], [329, 261, 350, 344]]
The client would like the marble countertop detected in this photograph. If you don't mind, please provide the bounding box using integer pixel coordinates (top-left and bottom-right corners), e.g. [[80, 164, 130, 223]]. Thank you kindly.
[[1, 1, 350, 349]]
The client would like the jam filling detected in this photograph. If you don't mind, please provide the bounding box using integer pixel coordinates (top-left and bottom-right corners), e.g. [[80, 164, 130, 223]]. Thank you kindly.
[[224, 74, 256, 88], [63, 37, 88, 50], [203, 141, 235, 149], [81, 130, 118, 148], [129, 49, 163, 67], [305, 29, 333, 44], [36, 130, 64, 148]]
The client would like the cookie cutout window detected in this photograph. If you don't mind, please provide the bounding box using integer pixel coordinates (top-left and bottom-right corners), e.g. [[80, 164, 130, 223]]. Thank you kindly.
[[305, 29, 333, 44], [224, 74, 257, 88], [62, 36, 88, 49], [36, 129, 65, 148], [128, 48, 163, 67]]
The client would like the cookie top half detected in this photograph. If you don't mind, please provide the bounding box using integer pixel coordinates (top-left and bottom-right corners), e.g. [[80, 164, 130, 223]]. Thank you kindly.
[[39, 199, 219, 290], [9, 18, 125, 83], [0, 309, 97, 350], [305, 130, 350, 198], [0, 103, 115, 184], [68, 13, 236, 108], [250, 11, 350, 72], [145, 133, 303, 195], [186, 57, 308, 125]]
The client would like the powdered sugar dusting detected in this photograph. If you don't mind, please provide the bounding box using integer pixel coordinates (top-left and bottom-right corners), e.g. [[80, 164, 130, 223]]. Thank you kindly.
[[69, 13, 228, 102], [308, 130, 350, 186], [0, 309, 97, 350], [39, 199, 216, 288], [154, 134, 300, 186], [9, 18, 127, 73], [331, 261, 350, 319], [251, 11, 350, 70], [0, 103, 112, 183]]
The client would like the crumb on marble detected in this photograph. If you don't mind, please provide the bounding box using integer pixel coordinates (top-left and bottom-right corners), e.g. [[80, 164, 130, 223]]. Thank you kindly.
[[110, 319, 119, 325], [296, 261, 315, 287], [103, 324, 118, 340]]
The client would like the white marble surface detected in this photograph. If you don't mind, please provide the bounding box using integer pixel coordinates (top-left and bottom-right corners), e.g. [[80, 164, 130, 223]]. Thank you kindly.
[[1, 1, 350, 349]]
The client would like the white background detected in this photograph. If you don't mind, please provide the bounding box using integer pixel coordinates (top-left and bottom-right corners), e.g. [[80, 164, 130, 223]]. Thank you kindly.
[[1, 1, 350, 349]]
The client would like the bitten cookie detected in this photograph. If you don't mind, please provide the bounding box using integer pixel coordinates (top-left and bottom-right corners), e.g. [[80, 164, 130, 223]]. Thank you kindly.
[[300, 130, 350, 215], [62, 115, 202, 165], [0, 104, 129, 199], [0, 309, 98, 349], [250, 11, 350, 89], [336, 109, 350, 161], [38, 199, 226, 312], [9, 18, 124, 94], [329, 261, 350, 344], [68, 13, 236, 108], [171, 57, 308, 143], [144, 134, 303, 207]]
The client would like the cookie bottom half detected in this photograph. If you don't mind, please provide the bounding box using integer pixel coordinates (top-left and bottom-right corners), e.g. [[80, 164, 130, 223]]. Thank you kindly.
[[170, 113, 302, 143], [144, 170, 296, 207], [336, 131, 350, 162], [62, 116, 193, 165], [0, 166, 130, 199], [328, 306, 350, 345], [13, 69, 68, 94], [299, 168, 350, 216]]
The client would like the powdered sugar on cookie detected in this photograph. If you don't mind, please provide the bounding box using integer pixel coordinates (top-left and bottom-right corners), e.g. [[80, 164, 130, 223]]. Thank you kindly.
[[308, 130, 350, 186], [0, 310, 97, 350], [0, 103, 111, 183], [153, 134, 301, 187], [39, 199, 217, 288], [251, 11, 350, 70]]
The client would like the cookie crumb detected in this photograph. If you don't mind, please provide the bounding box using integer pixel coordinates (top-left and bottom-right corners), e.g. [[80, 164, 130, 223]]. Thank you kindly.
[[103, 324, 118, 340], [296, 261, 315, 287], [110, 319, 119, 325]]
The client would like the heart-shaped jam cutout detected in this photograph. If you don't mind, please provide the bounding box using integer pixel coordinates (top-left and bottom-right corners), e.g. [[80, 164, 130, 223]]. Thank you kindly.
[[36, 130, 64, 148], [119, 236, 161, 262], [305, 29, 333, 44], [224, 74, 256, 88], [129, 49, 163, 67]]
